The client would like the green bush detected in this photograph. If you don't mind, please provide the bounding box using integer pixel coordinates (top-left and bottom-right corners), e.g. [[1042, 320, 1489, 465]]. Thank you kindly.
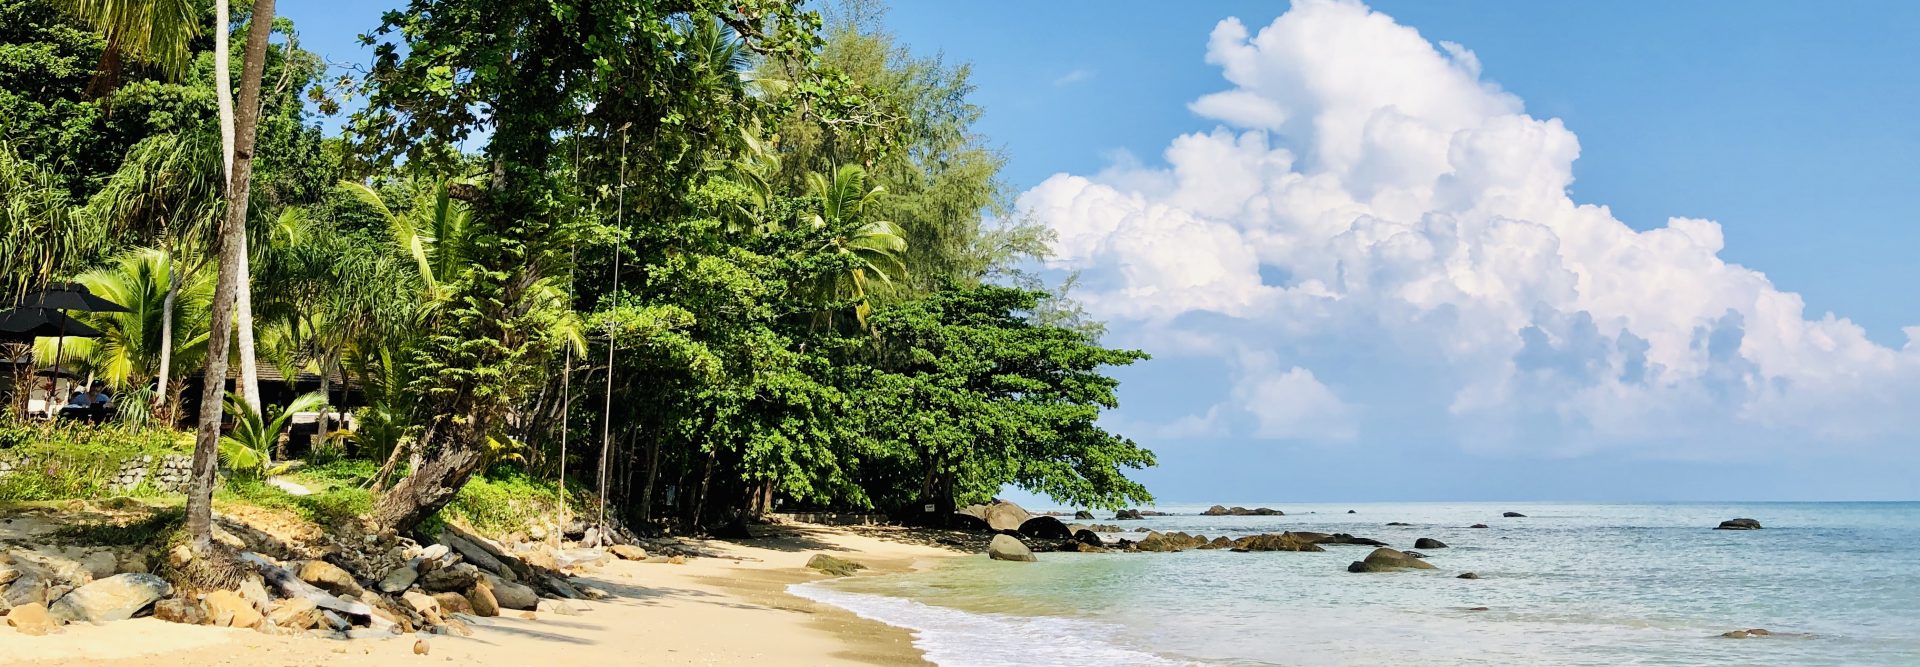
[[437, 469, 589, 538]]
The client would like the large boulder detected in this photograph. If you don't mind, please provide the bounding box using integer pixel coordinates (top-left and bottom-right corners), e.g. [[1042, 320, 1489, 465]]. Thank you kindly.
[[1414, 538, 1448, 549], [268, 597, 322, 631], [377, 565, 418, 594], [1716, 518, 1763, 530], [1203, 505, 1231, 516], [1202, 506, 1282, 516], [983, 501, 1035, 533], [466, 581, 501, 617], [479, 573, 538, 611], [1346, 548, 1437, 573], [1502, 512, 1527, 518], [1073, 510, 1095, 520], [203, 589, 264, 629], [1018, 515, 1072, 540], [1113, 509, 1145, 520], [419, 562, 480, 593], [48, 573, 171, 623], [3, 568, 51, 612], [609, 544, 648, 561], [1072, 529, 1105, 547], [987, 534, 1036, 562], [1290, 532, 1388, 547]]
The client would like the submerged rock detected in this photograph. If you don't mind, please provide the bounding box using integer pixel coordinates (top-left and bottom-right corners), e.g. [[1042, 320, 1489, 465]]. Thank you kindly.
[[805, 554, 866, 577], [1502, 512, 1527, 518], [1346, 548, 1437, 573], [1469, 524, 1490, 529], [1716, 519, 1763, 530], [1457, 572, 1481, 579], [1414, 538, 1448, 549], [988, 534, 1036, 562], [1229, 533, 1324, 552], [1201, 506, 1283, 516]]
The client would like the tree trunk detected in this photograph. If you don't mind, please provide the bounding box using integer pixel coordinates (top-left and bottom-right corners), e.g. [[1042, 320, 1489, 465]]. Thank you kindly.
[[317, 356, 332, 444], [185, 0, 278, 553], [215, 0, 234, 186], [236, 243, 261, 416], [155, 244, 180, 417], [371, 437, 486, 531]]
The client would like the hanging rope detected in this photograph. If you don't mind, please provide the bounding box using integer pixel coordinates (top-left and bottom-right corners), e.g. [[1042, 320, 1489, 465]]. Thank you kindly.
[[596, 124, 629, 546]]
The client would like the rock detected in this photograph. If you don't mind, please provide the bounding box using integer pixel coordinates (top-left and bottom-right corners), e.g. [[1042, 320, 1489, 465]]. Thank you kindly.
[[419, 563, 479, 593], [3, 569, 51, 611], [479, 573, 538, 610], [1113, 509, 1145, 520], [1716, 518, 1762, 530], [1347, 510, 1357, 514], [77, 551, 118, 580], [203, 590, 263, 629], [238, 576, 271, 614], [987, 534, 1036, 562], [1133, 532, 1184, 552], [48, 573, 171, 623], [1721, 630, 1750, 639], [401, 590, 442, 624], [1073, 510, 1095, 520], [1746, 628, 1771, 636], [153, 598, 209, 625], [1199, 536, 1234, 549], [1467, 606, 1490, 611], [609, 544, 648, 561], [806, 554, 866, 577], [1385, 522, 1412, 526], [467, 581, 500, 617], [1202, 506, 1284, 516], [1072, 529, 1105, 547], [1229, 533, 1325, 552], [1502, 512, 1526, 518], [1403, 551, 1428, 559], [1346, 548, 1438, 573], [668, 555, 687, 565], [414, 639, 431, 655], [0, 562, 17, 587], [1294, 532, 1389, 547], [432, 592, 473, 616], [1018, 515, 1073, 540], [1469, 524, 1489, 529], [976, 501, 1035, 532], [5, 602, 61, 635], [377, 565, 419, 593], [268, 597, 322, 631], [1203, 505, 1230, 515], [1457, 572, 1480, 579], [518, 610, 537, 620], [1414, 538, 1448, 549], [297, 560, 364, 597], [417, 544, 452, 565]]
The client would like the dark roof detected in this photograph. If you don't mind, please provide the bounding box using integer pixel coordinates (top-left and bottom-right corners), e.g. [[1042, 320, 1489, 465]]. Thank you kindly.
[[225, 361, 349, 387]]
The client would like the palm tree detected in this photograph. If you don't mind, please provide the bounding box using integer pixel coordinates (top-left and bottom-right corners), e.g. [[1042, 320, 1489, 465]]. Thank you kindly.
[[806, 164, 908, 328], [219, 391, 325, 478], [39, 249, 213, 415], [54, 0, 201, 94], [186, 0, 278, 564], [341, 179, 472, 301]]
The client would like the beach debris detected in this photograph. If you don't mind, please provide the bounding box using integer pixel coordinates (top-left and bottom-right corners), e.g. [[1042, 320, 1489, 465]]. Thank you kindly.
[[1415, 538, 1448, 549], [988, 534, 1037, 562], [1202, 505, 1283, 516], [1458, 572, 1481, 579], [1502, 512, 1527, 518], [1346, 548, 1438, 573], [806, 554, 867, 577], [1716, 518, 1763, 530], [47, 572, 170, 623], [5, 601, 62, 635]]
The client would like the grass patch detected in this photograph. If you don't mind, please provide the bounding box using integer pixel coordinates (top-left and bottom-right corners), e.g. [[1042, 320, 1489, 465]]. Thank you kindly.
[[435, 469, 588, 538], [0, 423, 191, 502], [219, 477, 373, 528]]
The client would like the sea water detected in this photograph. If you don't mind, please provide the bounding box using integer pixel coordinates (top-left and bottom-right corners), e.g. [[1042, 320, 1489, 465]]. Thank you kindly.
[[791, 502, 1920, 666]]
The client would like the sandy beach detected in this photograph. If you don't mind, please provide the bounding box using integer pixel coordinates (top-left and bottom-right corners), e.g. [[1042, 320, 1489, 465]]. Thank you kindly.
[[0, 522, 964, 667]]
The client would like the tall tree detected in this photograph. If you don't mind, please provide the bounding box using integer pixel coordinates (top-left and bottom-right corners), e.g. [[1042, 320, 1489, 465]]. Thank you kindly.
[[184, 0, 276, 558]]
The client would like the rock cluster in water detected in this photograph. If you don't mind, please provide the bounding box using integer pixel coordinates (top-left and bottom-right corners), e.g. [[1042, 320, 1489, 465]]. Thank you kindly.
[[1201, 505, 1283, 516]]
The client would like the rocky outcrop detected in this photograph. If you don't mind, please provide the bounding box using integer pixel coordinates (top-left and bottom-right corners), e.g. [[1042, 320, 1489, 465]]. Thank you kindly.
[[1113, 509, 1145, 520], [48, 573, 170, 623], [1230, 533, 1325, 552], [1290, 532, 1389, 547], [806, 554, 867, 576], [1201, 505, 1283, 516], [1414, 538, 1448, 549], [1073, 510, 1095, 520], [1716, 518, 1762, 530], [988, 534, 1036, 562], [1018, 515, 1073, 540], [1134, 532, 1208, 552], [1346, 548, 1437, 573]]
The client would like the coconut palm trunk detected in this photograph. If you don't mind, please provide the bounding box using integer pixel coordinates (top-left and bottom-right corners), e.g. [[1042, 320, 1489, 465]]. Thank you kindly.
[[155, 242, 179, 417], [185, 0, 278, 553]]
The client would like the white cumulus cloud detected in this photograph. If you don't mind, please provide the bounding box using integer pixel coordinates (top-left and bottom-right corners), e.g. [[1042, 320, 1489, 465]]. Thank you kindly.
[[1018, 0, 1920, 454]]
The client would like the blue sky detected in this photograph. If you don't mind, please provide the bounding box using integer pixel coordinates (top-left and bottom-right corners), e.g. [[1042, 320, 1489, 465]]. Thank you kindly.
[[285, 1, 1920, 502]]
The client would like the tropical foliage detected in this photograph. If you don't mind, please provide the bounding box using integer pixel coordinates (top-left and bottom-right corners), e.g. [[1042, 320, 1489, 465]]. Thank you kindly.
[[0, 0, 1155, 538]]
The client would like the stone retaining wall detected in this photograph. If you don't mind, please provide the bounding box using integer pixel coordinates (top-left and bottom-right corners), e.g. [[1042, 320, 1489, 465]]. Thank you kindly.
[[0, 451, 193, 494]]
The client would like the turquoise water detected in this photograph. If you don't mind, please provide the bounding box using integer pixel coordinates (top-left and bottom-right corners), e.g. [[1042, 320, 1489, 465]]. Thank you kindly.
[[793, 502, 1920, 666]]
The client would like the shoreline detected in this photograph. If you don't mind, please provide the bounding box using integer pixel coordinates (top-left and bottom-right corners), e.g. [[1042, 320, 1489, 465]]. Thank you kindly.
[[0, 522, 969, 667]]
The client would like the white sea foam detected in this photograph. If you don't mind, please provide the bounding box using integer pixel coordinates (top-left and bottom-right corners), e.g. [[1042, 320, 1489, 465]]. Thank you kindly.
[[789, 583, 1196, 667]]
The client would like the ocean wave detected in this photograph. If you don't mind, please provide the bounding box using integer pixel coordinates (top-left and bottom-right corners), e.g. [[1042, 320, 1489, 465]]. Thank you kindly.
[[789, 582, 1197, 667]]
